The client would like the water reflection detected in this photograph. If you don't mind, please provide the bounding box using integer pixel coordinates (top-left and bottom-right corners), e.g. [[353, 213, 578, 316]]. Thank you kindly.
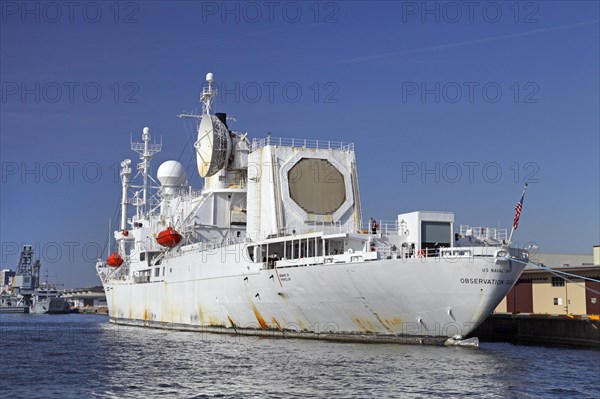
[[1, 315, 598, 398]]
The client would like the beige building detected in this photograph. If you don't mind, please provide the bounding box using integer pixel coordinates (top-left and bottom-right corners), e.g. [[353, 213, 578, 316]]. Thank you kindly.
[[495, 246, 600, 316]]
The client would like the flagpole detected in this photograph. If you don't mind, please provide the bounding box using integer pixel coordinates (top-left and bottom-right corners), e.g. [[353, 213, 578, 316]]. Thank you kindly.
[[507, 183, 528, 247]]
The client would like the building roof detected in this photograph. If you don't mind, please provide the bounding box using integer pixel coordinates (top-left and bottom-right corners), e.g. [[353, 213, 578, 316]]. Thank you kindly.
[[523, 264, 600, 276], [64, 286, 105, 294]]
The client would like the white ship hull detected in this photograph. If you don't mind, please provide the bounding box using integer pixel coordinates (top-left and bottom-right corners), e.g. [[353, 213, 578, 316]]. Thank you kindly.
[[104, 245, 525, 343], [99, 72, 531, 346]]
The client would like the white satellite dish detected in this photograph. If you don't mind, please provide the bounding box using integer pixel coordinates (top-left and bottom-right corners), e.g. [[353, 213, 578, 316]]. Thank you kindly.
[[195, 114, 231, 177]]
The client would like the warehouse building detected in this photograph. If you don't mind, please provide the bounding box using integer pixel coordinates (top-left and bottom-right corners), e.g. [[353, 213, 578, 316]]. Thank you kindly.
[[495, 245, 600, 315], [63, 286, 106, 308]]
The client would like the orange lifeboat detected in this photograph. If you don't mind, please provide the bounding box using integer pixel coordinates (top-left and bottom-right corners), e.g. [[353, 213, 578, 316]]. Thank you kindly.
[[107, 251, 124, 267], [156, 227, 182, 248]]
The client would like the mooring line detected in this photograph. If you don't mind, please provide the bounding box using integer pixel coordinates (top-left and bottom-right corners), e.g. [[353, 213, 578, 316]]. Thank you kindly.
[[512, 258, 600, 295]]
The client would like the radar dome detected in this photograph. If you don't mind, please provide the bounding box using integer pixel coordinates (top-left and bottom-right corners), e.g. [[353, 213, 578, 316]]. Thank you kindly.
[[157, 160, 187, 187]]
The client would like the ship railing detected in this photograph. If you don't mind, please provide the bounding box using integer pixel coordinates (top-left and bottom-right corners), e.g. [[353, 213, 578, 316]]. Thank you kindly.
[[374, 245, 476, 260], [264, 222, 346, 238], [321, 221, 345, 234], [133, 275, 150, 284], [250, 137, 354, 152], [169, 187, 205, 198], [271, 250, 378, 269], [131, 142, 161, 153], [459, 225, 508, 241], [438, 247, 473, 258], [417, 247, 504, 259], [265, 220, 400, 237], [417, 247, 442, 258], [133, 269, 151, 284], [190, 188, 204, 198], [175, 236, 249, 256], [359, 219, 399, 235], [271, 220, 400, 237], [375, 242, 414, 259]]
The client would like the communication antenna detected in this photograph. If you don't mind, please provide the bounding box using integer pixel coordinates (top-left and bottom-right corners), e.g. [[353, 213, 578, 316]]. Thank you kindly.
[[194, 73, 232, 177]]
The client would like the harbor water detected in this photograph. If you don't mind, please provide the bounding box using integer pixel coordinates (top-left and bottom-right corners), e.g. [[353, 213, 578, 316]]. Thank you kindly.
[[0, 314, 598, 398]]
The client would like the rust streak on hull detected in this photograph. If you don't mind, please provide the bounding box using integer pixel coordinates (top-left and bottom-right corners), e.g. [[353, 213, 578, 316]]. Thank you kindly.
[[198, 304, 205, 324], [271, 318, 283, 331], [353, 317, 377, 333], [252, 304, 268, 329]]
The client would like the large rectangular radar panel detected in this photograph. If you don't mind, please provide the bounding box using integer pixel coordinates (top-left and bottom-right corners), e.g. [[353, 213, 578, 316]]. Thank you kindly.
[[246, 138, 361, 241]]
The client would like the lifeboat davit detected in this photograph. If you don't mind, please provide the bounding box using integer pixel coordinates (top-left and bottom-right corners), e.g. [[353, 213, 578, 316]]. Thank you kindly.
[[156, 227, 182, 248], [106, 251, 124, 267]]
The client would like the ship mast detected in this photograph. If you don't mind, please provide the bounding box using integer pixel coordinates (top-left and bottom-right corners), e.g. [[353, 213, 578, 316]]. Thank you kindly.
[[130, 127, 162, 219], [177, 74, 215, 122], [201, 72, 216, 115], [120, 159, 132, 230]]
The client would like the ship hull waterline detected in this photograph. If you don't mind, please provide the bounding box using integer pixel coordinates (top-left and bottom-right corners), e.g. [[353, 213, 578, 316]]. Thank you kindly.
[[103, 249, 524, 346]]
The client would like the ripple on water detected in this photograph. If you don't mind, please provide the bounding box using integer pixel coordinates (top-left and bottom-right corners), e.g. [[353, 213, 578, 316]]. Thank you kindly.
[[0, 315, 598, 398]]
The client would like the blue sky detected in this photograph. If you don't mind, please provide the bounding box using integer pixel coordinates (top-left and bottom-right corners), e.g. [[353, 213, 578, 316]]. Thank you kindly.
[[1, 1, 598, 287]]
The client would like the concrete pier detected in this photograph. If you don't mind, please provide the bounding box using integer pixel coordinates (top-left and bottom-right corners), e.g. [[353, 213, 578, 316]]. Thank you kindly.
[[70, 306, 108, 315]]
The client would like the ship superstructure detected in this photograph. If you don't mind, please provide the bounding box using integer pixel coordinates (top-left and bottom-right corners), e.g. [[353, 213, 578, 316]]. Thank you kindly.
[[97, 73, 529, 346], [0, 245, 70, 314]]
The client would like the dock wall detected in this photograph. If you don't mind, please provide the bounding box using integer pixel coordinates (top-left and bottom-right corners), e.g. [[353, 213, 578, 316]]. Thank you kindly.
[[470, 313, 600, 348]]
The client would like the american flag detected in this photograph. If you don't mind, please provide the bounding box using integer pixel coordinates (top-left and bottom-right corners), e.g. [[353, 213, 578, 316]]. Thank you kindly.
[[513, 194, 525, 230]]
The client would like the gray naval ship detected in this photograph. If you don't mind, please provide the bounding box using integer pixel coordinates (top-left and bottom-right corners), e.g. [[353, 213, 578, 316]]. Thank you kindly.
[[0, 245, 70, 314], [96, 72, 530, 347]]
